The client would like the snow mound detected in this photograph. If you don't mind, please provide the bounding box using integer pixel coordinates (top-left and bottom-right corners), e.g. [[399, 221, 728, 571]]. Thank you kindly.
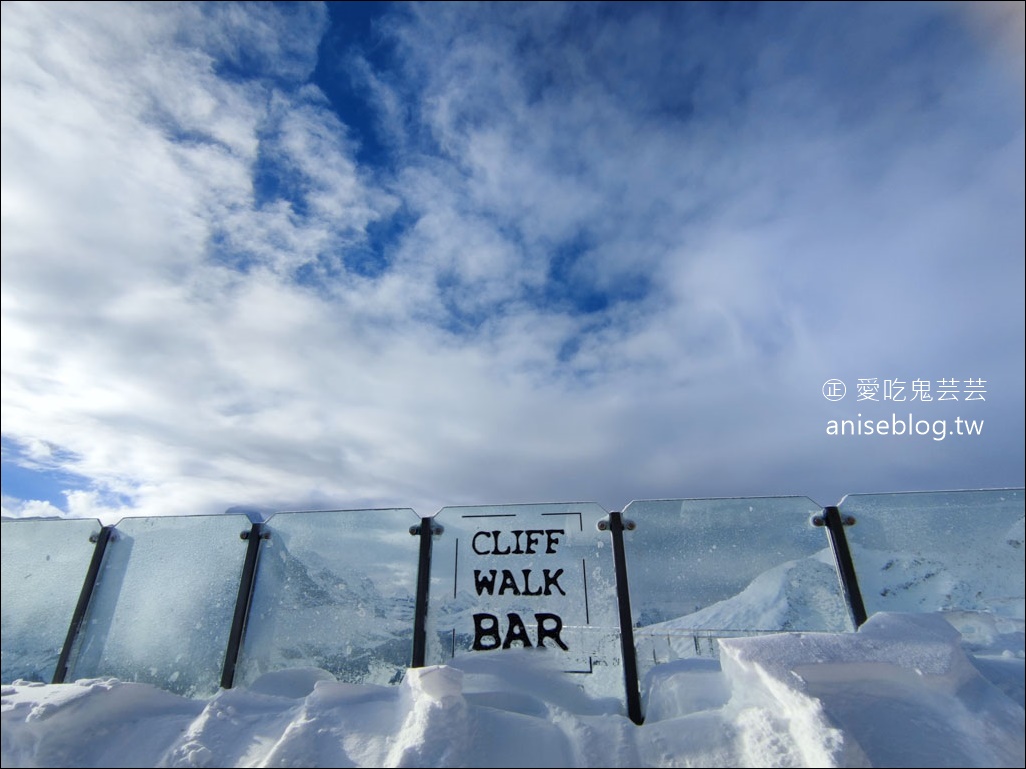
[[2, 613, 1023, 768]]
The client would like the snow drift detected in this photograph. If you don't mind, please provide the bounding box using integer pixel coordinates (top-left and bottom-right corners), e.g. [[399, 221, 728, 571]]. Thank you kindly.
[[3, 612, 1023, 768]]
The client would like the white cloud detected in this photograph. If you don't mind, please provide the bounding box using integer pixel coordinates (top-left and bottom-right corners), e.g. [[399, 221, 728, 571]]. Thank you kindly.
[[0, 495, 64, 520], [1, 2, 1022, 520]]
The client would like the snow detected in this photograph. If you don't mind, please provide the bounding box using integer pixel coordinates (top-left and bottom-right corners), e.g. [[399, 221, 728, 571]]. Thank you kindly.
[[3, 612, 1023, 768]]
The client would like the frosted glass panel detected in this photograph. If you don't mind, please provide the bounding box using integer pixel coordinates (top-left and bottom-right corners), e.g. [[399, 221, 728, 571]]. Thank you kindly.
[[620, 497, 850, 675], [66, 515, 250, 697], [1, 518, 99, 683], [839, 489, 1025, 619], [426, 503, 623, 699], [235, 508, 421, 687]]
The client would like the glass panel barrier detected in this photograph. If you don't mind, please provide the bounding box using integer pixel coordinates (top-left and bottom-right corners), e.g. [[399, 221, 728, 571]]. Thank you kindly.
[[234, 508, 422, 687], [426, 503, 623, 700], [620, 497, 851, 684], [64, 515, 251, 697], [838, 489, 1025, 623], [1, 518, 100, 683]]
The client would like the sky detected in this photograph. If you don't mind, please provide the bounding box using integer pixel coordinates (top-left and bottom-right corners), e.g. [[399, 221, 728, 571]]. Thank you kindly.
[[1, 1, 1024, 522]]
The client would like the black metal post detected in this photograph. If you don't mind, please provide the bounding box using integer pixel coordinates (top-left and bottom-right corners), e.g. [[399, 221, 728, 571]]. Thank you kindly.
[[53, 525, 113, 684], [821, 505, 868, 628], [220, 522, 266, 689], [608, 512, 643, 725], [410, 518, 437, 668]]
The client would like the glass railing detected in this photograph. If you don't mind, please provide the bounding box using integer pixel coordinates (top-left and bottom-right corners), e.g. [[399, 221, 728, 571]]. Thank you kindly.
[[619, 496, 852, 687], [234, 508, 421, 687], [2, 487, 1022, 721], [63, 515, 251, 698], [1, 517, 100, 683], [426, 502, 623, 699], [838, 489, 1025, 621]]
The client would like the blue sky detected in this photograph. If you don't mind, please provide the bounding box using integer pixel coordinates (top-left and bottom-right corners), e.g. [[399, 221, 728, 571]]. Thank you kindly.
[[1, 1, 1023, 521]]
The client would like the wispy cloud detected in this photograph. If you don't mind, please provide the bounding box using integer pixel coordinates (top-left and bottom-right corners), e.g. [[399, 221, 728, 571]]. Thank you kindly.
[[2, 2, 1022, 521]]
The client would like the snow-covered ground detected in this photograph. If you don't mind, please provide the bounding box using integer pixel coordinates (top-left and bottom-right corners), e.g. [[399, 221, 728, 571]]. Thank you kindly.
[[2, 611, 1022, 768]]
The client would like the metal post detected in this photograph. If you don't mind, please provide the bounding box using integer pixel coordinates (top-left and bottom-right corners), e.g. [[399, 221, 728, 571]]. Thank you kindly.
[[53, 525, 113, 684], [220, 522, 266, 689], [605, 512, 643, 725], [410, 518, 439, 668], [818, 506, 868, 628]]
